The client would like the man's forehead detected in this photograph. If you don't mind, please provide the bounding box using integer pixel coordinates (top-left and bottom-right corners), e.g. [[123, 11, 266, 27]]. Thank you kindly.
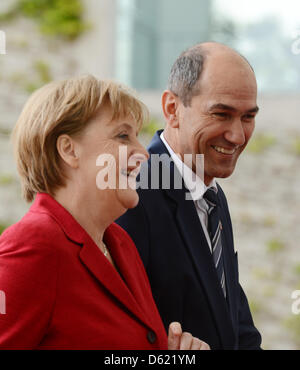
[[207, 102, 259, 113], [199, 53, 257, 90], [191, 88, 258, 112], [195, 76, 257, 105]]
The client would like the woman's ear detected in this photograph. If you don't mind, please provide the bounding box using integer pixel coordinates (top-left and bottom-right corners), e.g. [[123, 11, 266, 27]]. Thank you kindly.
[[161, 90, 180, 128], [56, 135, 79, 169]]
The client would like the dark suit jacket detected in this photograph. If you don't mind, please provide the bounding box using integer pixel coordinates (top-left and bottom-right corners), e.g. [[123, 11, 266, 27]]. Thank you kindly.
[[0, 193, 168, 349], [117, 130, 262, 350]]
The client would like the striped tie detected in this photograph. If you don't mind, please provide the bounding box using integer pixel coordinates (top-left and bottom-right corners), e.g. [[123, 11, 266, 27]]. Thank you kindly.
[[203, 188, 226, 298]]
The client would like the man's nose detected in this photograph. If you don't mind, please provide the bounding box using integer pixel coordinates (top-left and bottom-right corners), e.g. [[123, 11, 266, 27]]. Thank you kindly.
[[224, 118, 246, 146]]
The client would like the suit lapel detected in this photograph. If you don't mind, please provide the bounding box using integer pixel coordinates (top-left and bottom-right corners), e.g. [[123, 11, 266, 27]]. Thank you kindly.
[[219, 206, 238, 329]]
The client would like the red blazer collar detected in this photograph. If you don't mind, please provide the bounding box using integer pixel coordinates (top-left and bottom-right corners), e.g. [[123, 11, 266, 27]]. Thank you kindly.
[[30, 193, 87, 245]]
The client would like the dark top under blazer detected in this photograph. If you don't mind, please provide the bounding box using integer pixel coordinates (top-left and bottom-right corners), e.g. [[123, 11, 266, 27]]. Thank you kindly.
[[117, 130, 262, 350], [0, 193, 168, 350]]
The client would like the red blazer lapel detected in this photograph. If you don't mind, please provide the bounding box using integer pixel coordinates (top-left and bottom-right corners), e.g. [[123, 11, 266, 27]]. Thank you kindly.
[[79, 227, 154, 331], [104, 224, 159, 328]]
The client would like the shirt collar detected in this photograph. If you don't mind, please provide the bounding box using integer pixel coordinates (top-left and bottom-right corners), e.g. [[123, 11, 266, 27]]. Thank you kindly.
[[160, 131, 217, 201]]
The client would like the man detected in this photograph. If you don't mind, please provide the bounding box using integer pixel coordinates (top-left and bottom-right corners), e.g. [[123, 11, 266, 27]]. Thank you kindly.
[[116, 42, 262, 350]]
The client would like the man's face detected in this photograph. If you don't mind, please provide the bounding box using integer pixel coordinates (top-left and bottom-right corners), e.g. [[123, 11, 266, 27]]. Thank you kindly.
[[176, 55, 258, 185]]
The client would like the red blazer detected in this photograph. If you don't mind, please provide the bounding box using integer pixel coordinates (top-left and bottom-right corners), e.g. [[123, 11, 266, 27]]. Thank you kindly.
[[0, 193, 168, 349]]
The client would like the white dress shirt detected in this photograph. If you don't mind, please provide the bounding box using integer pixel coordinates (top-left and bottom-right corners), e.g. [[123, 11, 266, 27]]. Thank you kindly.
[[160, 132, 218, 252]]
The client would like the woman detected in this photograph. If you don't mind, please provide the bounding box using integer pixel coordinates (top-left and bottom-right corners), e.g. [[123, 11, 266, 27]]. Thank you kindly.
[[0, 76, 209, 350]]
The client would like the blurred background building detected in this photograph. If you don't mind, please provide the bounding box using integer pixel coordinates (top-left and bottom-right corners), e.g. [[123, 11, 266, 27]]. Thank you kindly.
[[0, 0, 300, 349]]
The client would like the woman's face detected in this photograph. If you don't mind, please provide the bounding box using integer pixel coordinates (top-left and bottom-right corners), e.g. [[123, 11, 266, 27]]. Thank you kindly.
[[73, 103, 149, 216]]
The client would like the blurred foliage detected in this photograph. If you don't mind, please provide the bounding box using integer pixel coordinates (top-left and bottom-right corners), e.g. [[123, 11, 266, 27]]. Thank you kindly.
[[0, 175, 14, 186], [266, 238, 285, 253], [252, 267, 270, 280], [0, 127, 11, 136], [0, 0, 88, 40], [8, 60, 53, 93], [262, 215, 277, 228], [141, 118, 163, 137], [239, 212, 253, 225], [294, 264, 300, 276], [262, 286, 276, 298], [249, 299, 263, 316], [292, 137, 300, 156], [247, 133, 277, 154], [0, 223, 9, 235], [284, 315, 300, 347], [33, 60, 52, 83], [24, 60, 53, 93]]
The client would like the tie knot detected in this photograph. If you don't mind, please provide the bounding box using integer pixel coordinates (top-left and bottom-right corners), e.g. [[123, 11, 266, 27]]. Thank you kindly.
[[203, 188, 219, 207]]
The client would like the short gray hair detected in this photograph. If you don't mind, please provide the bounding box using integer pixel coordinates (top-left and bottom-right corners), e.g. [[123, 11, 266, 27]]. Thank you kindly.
[[168, 46, 206, 107]]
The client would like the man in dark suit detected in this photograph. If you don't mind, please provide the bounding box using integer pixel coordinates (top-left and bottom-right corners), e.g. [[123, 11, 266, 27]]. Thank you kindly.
[[117, 42, 262, 349]]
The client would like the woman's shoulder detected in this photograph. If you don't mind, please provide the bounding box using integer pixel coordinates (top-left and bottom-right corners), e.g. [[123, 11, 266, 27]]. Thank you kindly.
[[0, 209, 65, 253]]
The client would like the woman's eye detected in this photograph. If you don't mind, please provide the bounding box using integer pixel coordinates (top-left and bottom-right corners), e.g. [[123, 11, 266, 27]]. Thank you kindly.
[[118, 133, 129, 139]]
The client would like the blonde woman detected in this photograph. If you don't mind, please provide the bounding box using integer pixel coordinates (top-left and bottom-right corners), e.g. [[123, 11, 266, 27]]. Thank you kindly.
[[0, 76, 209, 350]]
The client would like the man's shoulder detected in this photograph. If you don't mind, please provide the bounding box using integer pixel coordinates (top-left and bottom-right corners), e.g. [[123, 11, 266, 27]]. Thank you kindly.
[[216, 182, 231, 206]]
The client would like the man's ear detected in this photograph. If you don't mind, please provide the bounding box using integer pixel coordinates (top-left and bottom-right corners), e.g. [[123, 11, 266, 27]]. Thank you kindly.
[[161, 90, 180, 128], [56, 134, 79, 169]]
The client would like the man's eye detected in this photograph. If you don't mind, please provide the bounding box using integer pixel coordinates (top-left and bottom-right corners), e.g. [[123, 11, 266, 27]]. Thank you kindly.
[[213, 112, 229, 119], [243, 114, 255, 121]]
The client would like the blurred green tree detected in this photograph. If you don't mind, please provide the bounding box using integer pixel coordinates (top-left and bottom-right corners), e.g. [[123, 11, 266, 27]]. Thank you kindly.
[[0, 0, 89, 40]]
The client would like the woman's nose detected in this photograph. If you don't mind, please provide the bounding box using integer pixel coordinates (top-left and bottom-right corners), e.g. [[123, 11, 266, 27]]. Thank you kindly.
[[135, 141, 149, 162]]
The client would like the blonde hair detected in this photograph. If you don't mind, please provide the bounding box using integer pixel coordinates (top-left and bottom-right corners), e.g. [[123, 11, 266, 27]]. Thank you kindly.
[[12, 75, 148, 202]]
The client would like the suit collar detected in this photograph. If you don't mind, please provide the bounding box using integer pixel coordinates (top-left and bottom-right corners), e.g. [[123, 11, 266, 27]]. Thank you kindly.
[[160, 131, 218, 200], [147, 130, 169, 155], [149, 130, 218, 200]]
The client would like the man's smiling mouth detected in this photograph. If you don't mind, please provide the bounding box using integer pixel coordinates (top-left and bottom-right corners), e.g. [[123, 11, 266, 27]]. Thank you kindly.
[[212, 145, 237, 155]]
